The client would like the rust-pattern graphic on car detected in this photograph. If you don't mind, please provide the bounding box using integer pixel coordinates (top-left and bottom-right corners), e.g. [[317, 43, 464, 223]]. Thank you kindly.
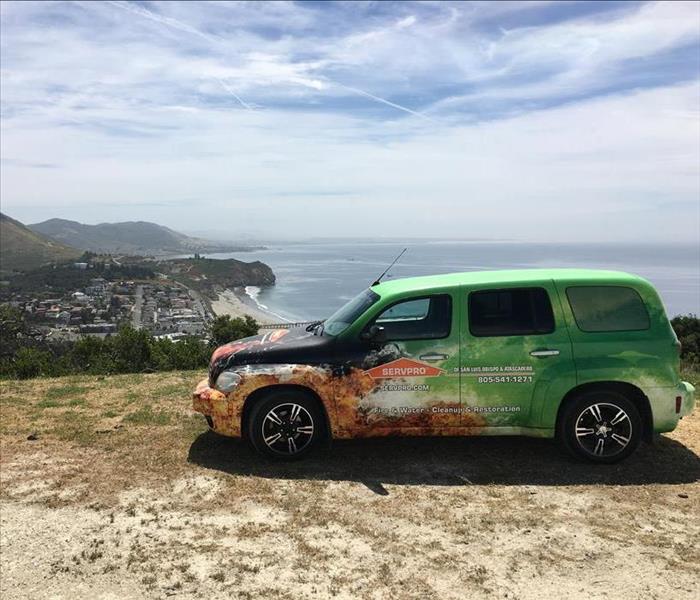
[[194, 325, 490, 439]]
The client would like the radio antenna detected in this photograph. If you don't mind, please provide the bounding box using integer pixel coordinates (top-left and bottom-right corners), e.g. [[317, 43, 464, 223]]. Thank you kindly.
[[371, 248, 407, 286]]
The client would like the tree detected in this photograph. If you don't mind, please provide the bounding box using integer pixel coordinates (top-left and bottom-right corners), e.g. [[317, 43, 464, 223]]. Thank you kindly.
[[169, 337, 211, 370], [209, 315, 259, 347], [70, 335, 111, 374], [110, 326, 153, 373], [0, 305, 27, 359]]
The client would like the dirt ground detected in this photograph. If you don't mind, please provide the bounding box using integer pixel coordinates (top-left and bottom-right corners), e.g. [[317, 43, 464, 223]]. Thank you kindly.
[[1, 371, 698, 599]]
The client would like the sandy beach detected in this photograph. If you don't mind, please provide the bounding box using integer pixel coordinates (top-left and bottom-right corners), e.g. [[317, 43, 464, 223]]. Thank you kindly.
[[210, 288, 277, 325]]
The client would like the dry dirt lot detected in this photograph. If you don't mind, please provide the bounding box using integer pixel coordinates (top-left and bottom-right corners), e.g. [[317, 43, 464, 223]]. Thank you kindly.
[[1, 371, 698, 599]]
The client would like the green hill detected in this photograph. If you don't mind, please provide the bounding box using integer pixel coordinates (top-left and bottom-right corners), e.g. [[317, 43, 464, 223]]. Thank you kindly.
[[160, 256, 275, 299], [29, 218, 255, 255], [0, 213, 82, 273]]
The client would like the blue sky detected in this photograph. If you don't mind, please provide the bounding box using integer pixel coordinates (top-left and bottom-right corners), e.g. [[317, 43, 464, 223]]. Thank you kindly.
[[1, 1, 699, 242]]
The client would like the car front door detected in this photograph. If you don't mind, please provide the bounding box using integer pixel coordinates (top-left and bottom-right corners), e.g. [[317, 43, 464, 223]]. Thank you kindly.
[[345, 292, 462, 433], [459, 283, 575, 431]]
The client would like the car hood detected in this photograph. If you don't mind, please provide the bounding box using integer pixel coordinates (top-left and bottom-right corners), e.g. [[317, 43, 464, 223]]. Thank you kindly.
[[209, 327, 334, 384]]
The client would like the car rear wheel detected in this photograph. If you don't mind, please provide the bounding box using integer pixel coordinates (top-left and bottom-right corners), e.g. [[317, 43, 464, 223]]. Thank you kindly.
[[560, 391, 642, 464], [247, 390, 325, 460]]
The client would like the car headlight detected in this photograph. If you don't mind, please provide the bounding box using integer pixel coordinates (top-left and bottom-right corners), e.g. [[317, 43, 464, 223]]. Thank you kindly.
[[215, 371, 242, 392]]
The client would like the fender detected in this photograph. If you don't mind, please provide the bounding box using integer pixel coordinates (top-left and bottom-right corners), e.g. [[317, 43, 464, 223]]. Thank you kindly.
[[197, 363, 336, 437]]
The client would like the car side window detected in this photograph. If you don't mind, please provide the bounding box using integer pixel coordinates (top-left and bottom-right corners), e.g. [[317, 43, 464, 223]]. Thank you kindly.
[[376, 298, 430, 322], [566, 286, 650, 332], [371, 295, 452, 340], [469, 287, 555, 337]]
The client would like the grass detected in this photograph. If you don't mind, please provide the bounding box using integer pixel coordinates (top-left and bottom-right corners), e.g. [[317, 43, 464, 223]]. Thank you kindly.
[[53, 412, 98, 445], [36, 397, 87, 410], [0, 369, 697, 599], [151, 382, 189, 400], [1, 370, 205, 460], [123, 405, 172, 426], [36, 399, 63, 409], [1, 366, 697, 449], [34, 385, 90, 411], [44, 385, 91, 400]]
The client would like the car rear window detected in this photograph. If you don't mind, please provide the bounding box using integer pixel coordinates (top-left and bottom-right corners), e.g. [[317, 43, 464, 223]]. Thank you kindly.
[[566, 286, 650, 332], [469, 288, 555, 337]]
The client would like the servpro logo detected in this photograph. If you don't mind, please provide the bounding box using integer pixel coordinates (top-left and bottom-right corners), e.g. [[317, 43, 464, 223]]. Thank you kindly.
[[365, 358, 444, 379]]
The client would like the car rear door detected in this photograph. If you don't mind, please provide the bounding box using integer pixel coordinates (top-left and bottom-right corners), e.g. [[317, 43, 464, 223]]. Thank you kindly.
[[459, 281, 576, 431]]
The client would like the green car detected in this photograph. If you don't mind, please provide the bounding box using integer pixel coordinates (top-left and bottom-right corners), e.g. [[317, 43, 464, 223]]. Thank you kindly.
[[194, 269, 695, 463]]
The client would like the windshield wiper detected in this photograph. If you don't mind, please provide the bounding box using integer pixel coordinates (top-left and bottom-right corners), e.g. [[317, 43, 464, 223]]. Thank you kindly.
[[305, 320, 324, 335]]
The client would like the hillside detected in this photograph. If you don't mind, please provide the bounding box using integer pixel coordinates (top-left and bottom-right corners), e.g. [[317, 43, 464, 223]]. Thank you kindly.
[[29, 218, 258, 255], [159, 256, 276, 299], [0, 370, 698, 599], [0, 213, 82, 273]]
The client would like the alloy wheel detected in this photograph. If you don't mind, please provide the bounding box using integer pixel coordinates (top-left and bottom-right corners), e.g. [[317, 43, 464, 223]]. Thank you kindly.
[[261, 403, 315, 455], [575, 402, 632, 458]]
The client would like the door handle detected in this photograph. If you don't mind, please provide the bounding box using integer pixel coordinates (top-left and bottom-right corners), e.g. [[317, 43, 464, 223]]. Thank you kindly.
[[529, 349, 560, 358], [419, 353, 448, 362]]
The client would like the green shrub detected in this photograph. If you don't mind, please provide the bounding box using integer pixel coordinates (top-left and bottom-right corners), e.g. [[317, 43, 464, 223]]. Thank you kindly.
[[12, 347, 54, 379], [110, 327, 153, 373], [71, 336, 113, 374], [150, 336, 210, 371], [671, 314, 699, 368], [168, 337, 212, 370], [209, 315, 258, 347], [0, 315, 259, 380]]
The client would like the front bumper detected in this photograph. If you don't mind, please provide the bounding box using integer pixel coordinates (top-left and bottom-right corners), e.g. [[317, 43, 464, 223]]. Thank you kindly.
[[192, 377, 242, 437]]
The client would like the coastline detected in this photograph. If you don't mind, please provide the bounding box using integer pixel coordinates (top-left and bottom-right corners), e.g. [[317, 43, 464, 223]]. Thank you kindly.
[[210, 288, 279, 325]]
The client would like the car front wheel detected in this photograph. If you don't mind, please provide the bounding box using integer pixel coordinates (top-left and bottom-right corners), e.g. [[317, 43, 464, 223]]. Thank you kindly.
[[560, 391, 642, 463], [247, 390, 325, 460]]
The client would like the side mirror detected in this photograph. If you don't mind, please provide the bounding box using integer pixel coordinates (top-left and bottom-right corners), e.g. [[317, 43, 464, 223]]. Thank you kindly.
[[361, 325, 386, 343]]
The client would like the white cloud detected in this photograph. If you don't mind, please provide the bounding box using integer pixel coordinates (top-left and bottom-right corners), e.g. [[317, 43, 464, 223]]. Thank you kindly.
[[3, 80, 698, 242], [0, 1, 698, 243], [431, 0, 700, 108]]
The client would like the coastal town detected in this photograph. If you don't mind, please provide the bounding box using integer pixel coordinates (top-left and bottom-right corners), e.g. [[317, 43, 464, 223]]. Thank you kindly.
[[0, 213, 279, 347], [3, 263, 214, 343]]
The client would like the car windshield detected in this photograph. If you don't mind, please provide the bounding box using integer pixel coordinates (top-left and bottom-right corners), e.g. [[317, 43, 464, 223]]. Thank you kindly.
[[323, 288, 379, 337]]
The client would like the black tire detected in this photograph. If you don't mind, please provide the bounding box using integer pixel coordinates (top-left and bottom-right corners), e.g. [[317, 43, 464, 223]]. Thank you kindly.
[[559, 390, 642, 464], [247, 389, 325, 460]]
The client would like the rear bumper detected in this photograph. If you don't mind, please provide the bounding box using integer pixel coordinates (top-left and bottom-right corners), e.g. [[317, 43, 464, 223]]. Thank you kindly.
[[678, 381, 696, 418], [192, 377, 242, 437], [650, 380, 696, 433]]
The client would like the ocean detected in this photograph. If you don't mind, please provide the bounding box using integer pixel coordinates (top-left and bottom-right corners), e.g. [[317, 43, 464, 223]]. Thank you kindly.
[[205, 241, 700, 322]]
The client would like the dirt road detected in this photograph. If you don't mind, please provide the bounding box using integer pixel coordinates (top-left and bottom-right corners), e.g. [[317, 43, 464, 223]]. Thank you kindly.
[[1, 371, 698, 599]]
